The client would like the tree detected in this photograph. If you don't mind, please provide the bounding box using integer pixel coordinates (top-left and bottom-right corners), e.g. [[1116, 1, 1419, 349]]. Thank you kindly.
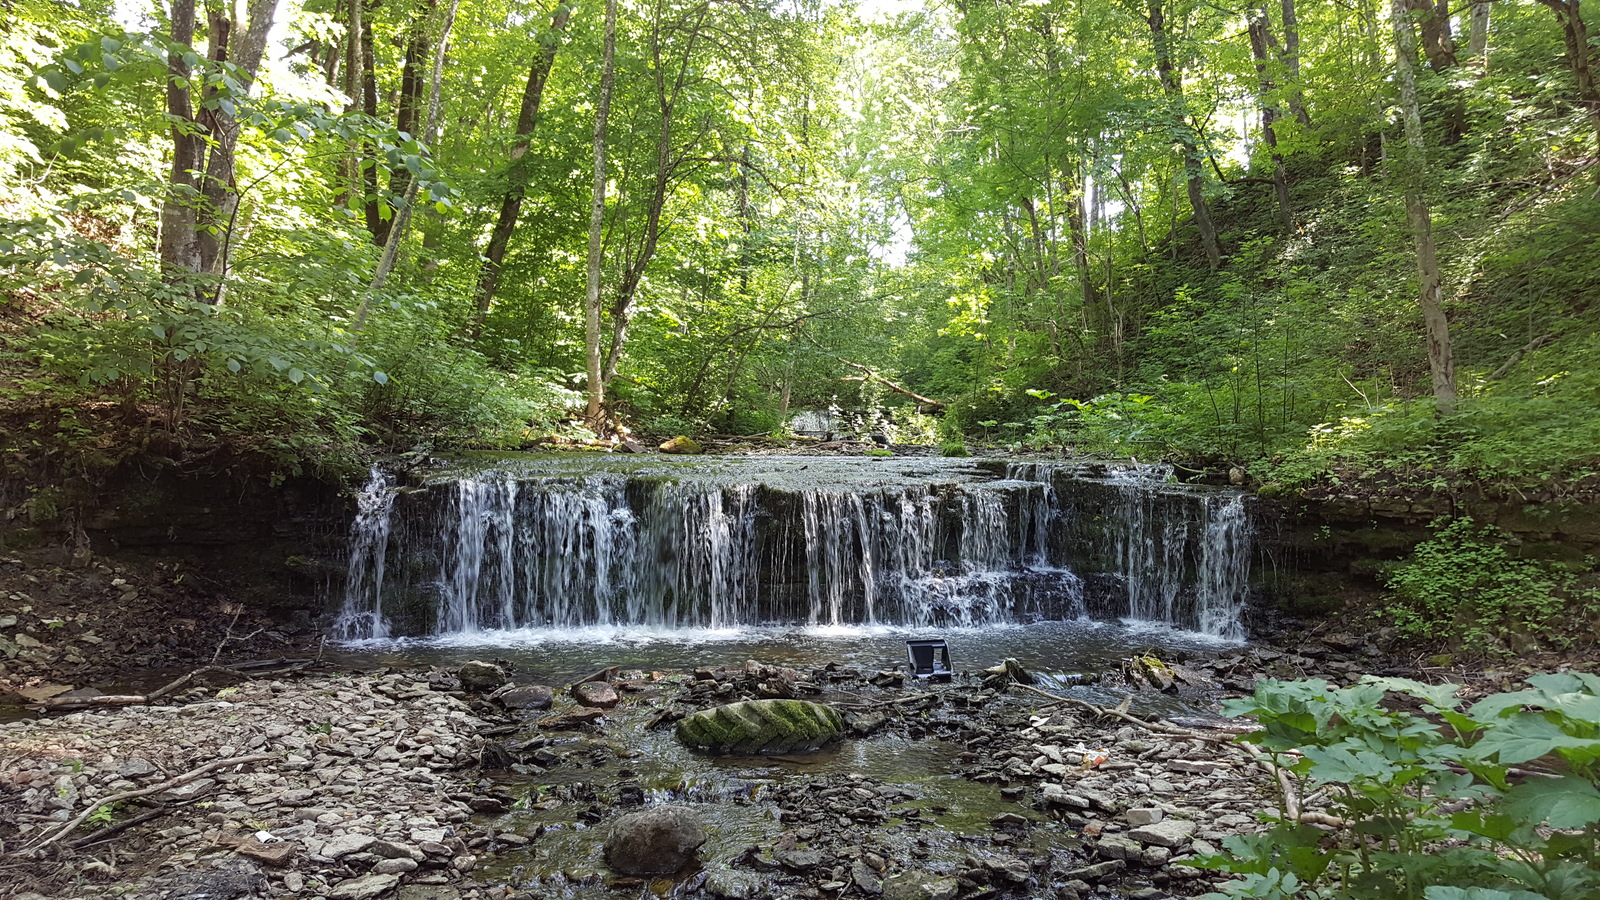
[[1534, 0, 1600, 183], [159, 0, 281, 302], [584, 0, 618, 423], [1388, 0, 1457, 414], [465, 1, 573, 338], [1146, 0, 1221, 270]]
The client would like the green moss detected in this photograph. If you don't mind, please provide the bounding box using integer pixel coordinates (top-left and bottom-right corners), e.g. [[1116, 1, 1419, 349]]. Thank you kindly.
[[675, 699, 844, 754]]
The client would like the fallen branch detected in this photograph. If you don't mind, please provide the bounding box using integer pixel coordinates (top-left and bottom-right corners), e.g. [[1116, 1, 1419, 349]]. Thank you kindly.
[[1015, 683, 1236, 745], [18, 753, 275, 856], [68, 804, 171, 849], [1487, 332, 1556, 380], [795, 327, 946, 411], [39, 695, 148, 711], [147, 666, 249, 703]]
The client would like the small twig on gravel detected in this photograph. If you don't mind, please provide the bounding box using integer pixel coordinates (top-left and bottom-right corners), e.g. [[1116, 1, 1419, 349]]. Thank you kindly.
[[17, 753, 275, 856]]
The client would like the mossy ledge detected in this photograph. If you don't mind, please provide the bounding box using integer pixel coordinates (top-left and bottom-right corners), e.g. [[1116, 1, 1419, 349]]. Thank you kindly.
[[674, 699, 845, 754]]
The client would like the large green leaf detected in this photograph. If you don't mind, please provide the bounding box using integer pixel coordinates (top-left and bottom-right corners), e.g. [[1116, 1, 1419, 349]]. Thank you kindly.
[[1500, 776, 1600, 830]]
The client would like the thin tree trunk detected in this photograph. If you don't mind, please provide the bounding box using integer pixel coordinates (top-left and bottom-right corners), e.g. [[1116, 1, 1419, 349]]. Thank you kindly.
[[360, 7, 384, 245], [465, 2, 573, 338], [194, 0, 279, 301], [1249, 4, 1295, 233], [1535, 0, 1600, 184], [1279, 0, 1312, 127], [1389, 0, 1457, 414], [585, 0, 618, 423], [159, 0, 203, 280], [1405, 0, 1457, 73], [361, 0, 461, 310], [601, 2, 710, 387], [1468, 0, 1490, 60], [1148, 0, 1220, 270]]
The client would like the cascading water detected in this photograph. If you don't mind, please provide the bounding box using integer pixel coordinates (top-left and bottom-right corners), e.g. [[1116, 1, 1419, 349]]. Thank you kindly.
[[335, 455, 1252, 640]]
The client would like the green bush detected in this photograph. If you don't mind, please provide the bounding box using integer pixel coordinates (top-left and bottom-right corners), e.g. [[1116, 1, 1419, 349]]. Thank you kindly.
[[940, 441, 969, 457], [1385, 517, 1590, 656]]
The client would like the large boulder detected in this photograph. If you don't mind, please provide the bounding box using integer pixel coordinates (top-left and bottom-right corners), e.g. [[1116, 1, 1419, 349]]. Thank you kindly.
[[457, 661, 509, 693], [572, 681, 620, 708], [603, 805, 707, 875], [491, 683, 553, 711], [675, 699, 844, 754]]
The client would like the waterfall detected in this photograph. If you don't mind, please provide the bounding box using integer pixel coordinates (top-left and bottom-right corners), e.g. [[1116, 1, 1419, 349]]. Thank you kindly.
[[336, 456, 1251, 640], [332, 468, 396, 640]]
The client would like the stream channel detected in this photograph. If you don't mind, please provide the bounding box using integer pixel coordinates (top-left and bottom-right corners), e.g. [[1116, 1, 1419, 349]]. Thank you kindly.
[[324, 454, 1257, 897]]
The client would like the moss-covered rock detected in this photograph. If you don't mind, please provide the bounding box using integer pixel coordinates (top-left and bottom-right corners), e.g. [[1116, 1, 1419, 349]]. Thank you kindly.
[[675, 699, 844, 754], [659, 435, 704, 455]]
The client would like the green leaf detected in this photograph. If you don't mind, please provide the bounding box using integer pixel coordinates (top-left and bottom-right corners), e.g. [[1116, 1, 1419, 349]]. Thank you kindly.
[[1474, 713, 1600, 765], [1500, 776, 1600, 829], [372, 371, 389, 385], [287, 367, 305, 384], [150, 325, 167, 339], [1423, 888, 1547, 900], [226, 359, 242, 373], [268, 356, 290, 371]]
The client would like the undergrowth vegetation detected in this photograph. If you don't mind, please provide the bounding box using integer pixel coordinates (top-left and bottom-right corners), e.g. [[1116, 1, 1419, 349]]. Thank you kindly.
[[1197, 673, 1600, 900]]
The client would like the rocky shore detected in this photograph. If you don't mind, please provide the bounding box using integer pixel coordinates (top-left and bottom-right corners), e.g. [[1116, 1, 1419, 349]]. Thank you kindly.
[[0, 629, 1427, 900]]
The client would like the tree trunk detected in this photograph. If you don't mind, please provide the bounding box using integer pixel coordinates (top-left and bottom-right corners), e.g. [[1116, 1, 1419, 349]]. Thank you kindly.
[[1405, 0, 1457, 73], [362, 0, 462, 305], [1278, 0, 1312, 127], [1535, 0, 1600, 184], [465, 2, 573, 338], [1389, 0, 1457, 414], [160, 0, 279, 299], [1468, 0, 1490, 60], [159, 0, 203, 281], [585, 0, 618, 423], [601, 1, 711, 388], [194, 0, 279, 299], [359, 7, 384, 245], [1248, 4, 1295, 233], [1148, 0, 1220, 271]]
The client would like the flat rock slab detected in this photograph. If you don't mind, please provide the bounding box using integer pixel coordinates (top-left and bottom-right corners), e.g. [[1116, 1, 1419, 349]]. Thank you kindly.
[[1127, 818, 1196, 848], [329, 873, 401, 900], [675, 699, 844, 754]]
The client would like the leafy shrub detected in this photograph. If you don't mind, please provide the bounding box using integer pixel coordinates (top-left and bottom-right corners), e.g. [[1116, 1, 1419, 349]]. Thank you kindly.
[[1385, 517, 1585, 655], [1196, 673, 1600, 900], [940, 441, 969, 457]]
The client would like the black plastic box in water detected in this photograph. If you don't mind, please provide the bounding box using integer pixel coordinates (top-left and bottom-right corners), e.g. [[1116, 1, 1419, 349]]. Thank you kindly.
[[906, 639, 952, 682]]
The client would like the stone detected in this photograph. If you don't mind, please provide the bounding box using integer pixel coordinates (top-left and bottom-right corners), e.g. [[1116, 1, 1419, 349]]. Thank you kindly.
[[451, 854, 478, 872], [492, 684, 553, 711], [373, 858, 418, 875], [1040, 785, 1091, 808], [675, 699, 845, 754], [572, 681, 620, 708], [706, 869, 764, 900], [321, 833, 377, 859], [659, 436, 704, 455], [328, 873, 401, 900], [852, 859, 883, 895], [119, 758, 160, 778], [283, 872, 305, 892], [1096, 836, 1142, 860], [882, 872, 960, 900], [162, 777, 217, 802], [235, 838, 296, 867], [1128, 818, 1196, 849], [1141, 846, 1172, 867], [397, 888, 461, 900], [1062, 860, 1124, 883], [985, 856, 1031, 883], [368, 839, 423, 861], [777, 849, 824, 872], [603, 805, 708, 875], [456, 661, 508, 693], [1125, 807, 1164, 826]]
